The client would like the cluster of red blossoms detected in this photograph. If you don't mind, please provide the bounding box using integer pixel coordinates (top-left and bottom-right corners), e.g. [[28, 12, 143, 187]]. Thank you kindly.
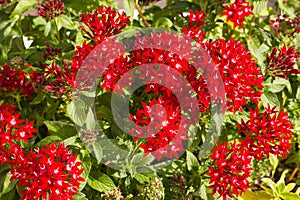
[[266, 45, 300, 79], [208, 105, 294, 199], [0, 63, 36, 97], [37, 0, 65, 21], [0, 103, 84, 200], [222, 0, 253, 29], [270, 14, 300, 36]]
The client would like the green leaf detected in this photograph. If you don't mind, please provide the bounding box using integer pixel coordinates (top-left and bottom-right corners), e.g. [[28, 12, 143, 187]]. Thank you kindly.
[[240, 190, 273, 200], [10, 0, 37, 18], [55, 14, 75, 31], [0, 173, 17, 196], [261, 91, 280, 110], [78, 154, 92, 191], [63, 136, 78, 147], [279, 192, 300, 200], [252, 1, 268, 16], [262, 178, 276, 191], [247, 41, 269, 74], [155, 17, 173, 28], [131, 153, 154, 167], [123, 0, 134, 25], [87, 171, 115, 192], [44, 121, 77, 140], [91, 142, 103, 164], [67, 100, 87, 127], [30, 94, 46, 105], [133, 173, 150, 184], [73, 192, 88, 200], [286, 152, 300, 164], [186, 150, 200, 171], [268, 78, 292, 93], [35, 135, 62, 148], [44, 21, 51, 37], [269, 153, 279, 177], [284, 183, 296, 193]]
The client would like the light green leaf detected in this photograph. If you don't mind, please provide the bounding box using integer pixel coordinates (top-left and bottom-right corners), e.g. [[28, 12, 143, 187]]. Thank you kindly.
[[155, 17, 173, 28], [240, 190, 273, 200], [253, 1, 268, 16], [87, 171, 115, 192], [284, 183, 296, 193], [10, 0, 37, 18], [186, 150, 200, 171], [73, 192, 88, 200], [91, 142, 103, 164], [55, 14, 75, 31], [247, 41, 269, 74], [262, 178, 276, 191], [67, 100, 87, 127], [44, 21, 51, 37], [269, 153, 279, 177], [279, 192, 300, 200], [78, 154, 91, 191], [34, 135, 62, 148], [44, 121, 77, 139], [123, 0, 134, 25], [261, 91, 280, 110]]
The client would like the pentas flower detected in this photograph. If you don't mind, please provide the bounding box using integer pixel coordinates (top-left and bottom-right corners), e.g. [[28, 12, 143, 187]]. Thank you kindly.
[[79, 5, 130, 44], [222, 0, 253, 29], [270, 14, 300, 36], [43, 42, 62, 60], [266, 45, 300, 79], [43, 61, 76, 97], [237, 105, 293, 160], [11, 142, 84, 200], [129, 97, 187, 160], [205, 38, 264, 112], [0, 64, 36, 97], [182, 10, 207, 43], [207, 141, 252, 200], [37, 0, 65, 21], [0, 103, 37, 165]]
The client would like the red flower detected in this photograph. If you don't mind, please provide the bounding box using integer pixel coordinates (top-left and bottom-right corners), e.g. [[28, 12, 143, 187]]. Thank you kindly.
[[237, 105, 293, 160], [11, 142, 84, 200], [37, 0, 64, 21], [43, 61, 76, 97], [205, 38, 264, 112], [222, 0, 253, 29], [207, 141, 252, 200], [79, 5, 130, 44], [0, 64, 36, 97], [266, 45, 300, 79], [182, 10, 207, 43], [0, 103, 37, 166], [270, 14, 300, 36]]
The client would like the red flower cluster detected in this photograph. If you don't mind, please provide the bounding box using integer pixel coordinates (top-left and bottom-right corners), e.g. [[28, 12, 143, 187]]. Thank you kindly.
[[205, 38, 264, 112], [44, 61, 76, 97], [11, 142, 84, 200], [237, 105, 293, 159], [129, 97, 187, 160], [79, 5, 130, 44], [222, 0, 253, 29], [0, 63, 36, 97], [208, 141, 252, 200], [43, 42, 62, 60], [266, 45, 300, 79], [37, 0, 65, 21], [182, 10, 207, 43], [0, 103, 37, 165], [0, 0, 10, 5], [270, 14, 300, 36]]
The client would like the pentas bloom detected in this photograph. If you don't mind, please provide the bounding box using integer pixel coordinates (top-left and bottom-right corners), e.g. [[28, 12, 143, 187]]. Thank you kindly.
[[43, 42, 62, 60], [0, 103, 37, 165], [222, 0, 253, 29], [266, 45, 300, 79], [0, 63, 36, 97], [43, 61, 77, 97], [270, 14, 300, 36], [237, 105, 293, 160], [11, 142, 84, 200], [205, 38, 264, 112], [207, 141, 252, 200], [37, 0, 65, 21], [79, 5, 130, 44], [129, 97, 187, 160], [182, 10, 207, 43]]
